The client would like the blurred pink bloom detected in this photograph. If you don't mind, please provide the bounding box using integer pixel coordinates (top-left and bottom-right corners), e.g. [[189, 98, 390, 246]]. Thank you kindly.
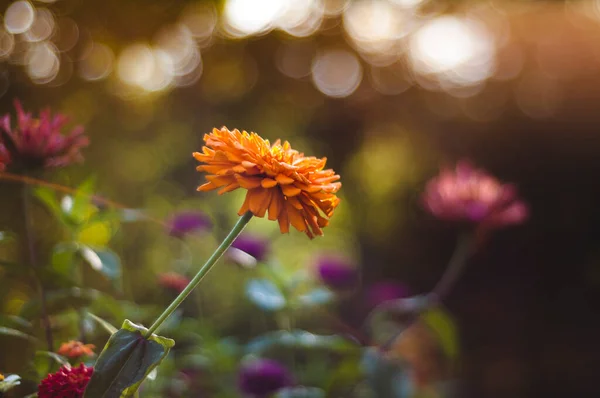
[[422, 161, 528, 229], [158, 272, 190, 293], [0, 100, 88, 171]]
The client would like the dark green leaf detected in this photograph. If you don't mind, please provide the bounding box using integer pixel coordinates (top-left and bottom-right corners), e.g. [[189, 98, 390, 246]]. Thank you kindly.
[[34, 351, 69, 377], [83, 319, 175, 398], [0, 374, 21, 393], [275, 387, 326, 398], [20, 288, 100, 319], [245, 278, 286, 311]]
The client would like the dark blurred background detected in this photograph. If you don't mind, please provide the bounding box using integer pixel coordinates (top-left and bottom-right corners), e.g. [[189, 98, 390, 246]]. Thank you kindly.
[[1, 0, 600, 396]]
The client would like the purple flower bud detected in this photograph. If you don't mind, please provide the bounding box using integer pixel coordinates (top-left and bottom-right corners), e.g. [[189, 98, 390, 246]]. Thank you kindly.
[[231, 234, 269, 262], [166, 211, 212, 238], [366, 281, 410, 309], [238, 359, 292, 397], [315, 255, 358, 290]]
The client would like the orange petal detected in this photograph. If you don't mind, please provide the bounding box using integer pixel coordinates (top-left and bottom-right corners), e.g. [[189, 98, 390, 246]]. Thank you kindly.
[[287, 203, 307, 232], [232, 165, 246, 173], [281, 184, 302, 197], [268, 190, 283, 221], [278, 206, 290, 234], [276, 174, 295, 185], [286, 196, 304, 210], [237, 192, 251, 215], [249, 187, 271, 218], [197, 182, 216, 191], [235, 175, 262, 189], [218, 182, 240, 194], [261, 178, 278, 188], [206, 175, 236, 187]]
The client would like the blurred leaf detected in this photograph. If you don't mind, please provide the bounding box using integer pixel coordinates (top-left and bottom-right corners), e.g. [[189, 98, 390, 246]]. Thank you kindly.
[[246, 329, 358, 355], [83, 319, 175, 398], [79, 246, 122, 289], [51, 242, 78, 278], [421, 307, 459, 361], [0, 374, 21, 393], [0, 326, 38, 342], [361, 347, 412, 398], [367, 295, 431, 347], [34, 186, 63, 220], [0, 314, 32, 330], [33, 351, 69, 380], [67, 177, 98, 225], [20, 288, 100, 319], [86, 312, 118, 334], [245, 278, 286, 311], [76, 222, 112, 247], [0, 231, 15, 243], [275, 386, 326, 398], [147, 368, 158, 381], [297, 287, 334, 307], [35, 351, 69, 366]]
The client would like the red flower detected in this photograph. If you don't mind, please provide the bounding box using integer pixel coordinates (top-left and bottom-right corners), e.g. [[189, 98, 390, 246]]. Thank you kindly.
[[38, 363, 93, 398], [158, 272, 190, 293], [422, 161, 527, 229], [0, 100, 88, 171]]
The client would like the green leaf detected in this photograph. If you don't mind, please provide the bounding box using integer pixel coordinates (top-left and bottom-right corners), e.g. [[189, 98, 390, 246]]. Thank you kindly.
[[67, 177, 98, 224], [87, 312, 118, 335], [34, 350, 69, 378], [79, 246, 122, 289], [421, 307, 459, 361], [275, 387, 326, 398], [0, 326, 38, 342], [51, 242, 78, 278], [0, 231, 15, 243], [34, 186, 63, 220], [20, 288, 100, 319], [0, 374, 21, 393], [297, 287, 334, 307], [83, 319, 175, 398], [245, 278, 286, 311], [246, 329, 358, 355]]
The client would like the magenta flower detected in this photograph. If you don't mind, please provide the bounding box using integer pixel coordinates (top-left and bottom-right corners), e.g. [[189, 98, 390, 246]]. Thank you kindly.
[[422, 161, 528, 229], [166, 211, 212, 238], [38, 363, 93, 398], [315, 254, 358, 290], [238, 359, 293, 397], [0, 100, 88, 171], [231, 234, 269, 262]]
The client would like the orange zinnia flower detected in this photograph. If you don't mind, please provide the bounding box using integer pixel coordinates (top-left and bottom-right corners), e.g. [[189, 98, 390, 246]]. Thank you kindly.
[[194, 127, 341, 238], [57, 340, 95, 358]]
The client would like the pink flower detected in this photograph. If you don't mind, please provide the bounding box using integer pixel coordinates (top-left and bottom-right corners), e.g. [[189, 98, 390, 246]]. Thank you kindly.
[[38, 363, 93, 398], [0, 100, 88, 171], [422, 161, 527, 229]]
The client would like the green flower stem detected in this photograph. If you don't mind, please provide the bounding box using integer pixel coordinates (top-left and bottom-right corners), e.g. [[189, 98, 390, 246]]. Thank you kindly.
[[145, 211, 253, 337]]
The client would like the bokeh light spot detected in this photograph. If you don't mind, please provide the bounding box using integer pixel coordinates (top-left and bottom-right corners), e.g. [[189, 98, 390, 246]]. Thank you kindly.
[[4, 1, 35, 34], [311, 48, 362, 98]]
